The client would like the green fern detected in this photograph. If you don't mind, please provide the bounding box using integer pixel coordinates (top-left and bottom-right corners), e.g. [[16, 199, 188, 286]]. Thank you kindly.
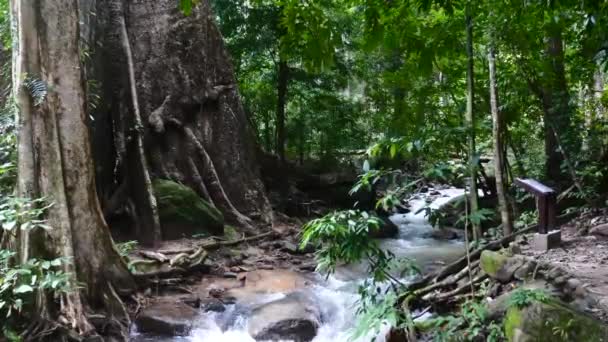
[[23, 76, 47, 106]]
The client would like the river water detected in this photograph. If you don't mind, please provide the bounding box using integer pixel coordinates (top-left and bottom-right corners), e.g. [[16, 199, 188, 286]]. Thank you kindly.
[[135, 188, 466, 342]]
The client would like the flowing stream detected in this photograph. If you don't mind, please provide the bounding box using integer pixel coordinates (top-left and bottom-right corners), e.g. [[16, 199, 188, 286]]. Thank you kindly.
[[134, 188, 466, 342]]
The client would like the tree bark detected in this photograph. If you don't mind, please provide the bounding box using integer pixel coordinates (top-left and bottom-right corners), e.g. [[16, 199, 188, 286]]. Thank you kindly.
[[276, 59, 289, 164], [110, 0, 162, 246], [91, 0, 273, 233], [12, 0, 134, 338], [488, 45, 514, 235], [465, 5, 481, 240], [540, 28, 571, 185]]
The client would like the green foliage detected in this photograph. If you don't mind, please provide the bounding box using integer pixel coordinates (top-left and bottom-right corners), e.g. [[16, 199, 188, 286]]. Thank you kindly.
[[116, 241, 138, 259], [351, 289, 406, 341], [300, 210, 383, 273], [0, 250, 71, 317], [508, 288, 550, 309], [423, 161, 466, 185], [0, 197, 53, 233], [0, 133, 15, 195], [0, 197, 72, 338], [278, 0, 340, 71], [457, 208, 495, 227], [549, 318, 575, 341], [431, 300, 505, 341], [515, 210, 539, 230], [23, 76, 47, 107], [301, 209, 421, 339], [349, 169, 391, 195], [179, 0, 200, 16]]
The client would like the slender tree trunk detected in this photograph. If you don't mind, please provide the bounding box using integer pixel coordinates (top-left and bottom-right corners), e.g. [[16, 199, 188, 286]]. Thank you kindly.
[[264, 110, 272, 152], [488, 45, 513, 235], [12, 0, 134, 339], [465, 4, 481, 240], [276, 59, 289, 164], [540, 28, 571, 185]]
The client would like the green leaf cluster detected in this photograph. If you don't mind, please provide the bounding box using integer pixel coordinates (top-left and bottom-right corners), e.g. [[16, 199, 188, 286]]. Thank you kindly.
[[507, 288, 550, 309], [300, 210, 383, 273], [0, 250, 72, 339]]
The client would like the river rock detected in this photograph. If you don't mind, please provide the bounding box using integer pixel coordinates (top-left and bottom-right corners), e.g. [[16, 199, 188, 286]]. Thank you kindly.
[[369, 216, 399, 239], [513, 260, 537, 280], [429, 227, 463, 240], [248, 292, 321, 342], [226, 269, 311, 305], [135, 301, 198, 336], [504, 297, 608, 341], [589, 223, 608, 237]]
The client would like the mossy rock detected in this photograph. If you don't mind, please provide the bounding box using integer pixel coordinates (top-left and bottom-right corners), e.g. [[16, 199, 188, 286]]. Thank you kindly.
[[504, 297, 608, 342], [153, 179, 224, 239], [480, 250, 509, 279], [224, 225, 239, 240]]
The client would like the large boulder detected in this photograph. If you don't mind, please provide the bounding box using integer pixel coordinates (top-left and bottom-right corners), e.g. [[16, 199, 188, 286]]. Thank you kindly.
[[248, 292, 321, 342], [135, 301, 199, 336], [504, 297, 608, 342], [153, 179, 224, 239]]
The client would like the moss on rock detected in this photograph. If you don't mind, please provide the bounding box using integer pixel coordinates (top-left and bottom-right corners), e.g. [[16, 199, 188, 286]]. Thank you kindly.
[[224, 225, 239, 240], [153, 179, 224, 239], [504, 297, 608, 342], [480, 250, 509, 279]]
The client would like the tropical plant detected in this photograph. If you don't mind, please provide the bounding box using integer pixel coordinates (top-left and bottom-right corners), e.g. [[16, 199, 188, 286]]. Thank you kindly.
[[0, 197, 72, 339]]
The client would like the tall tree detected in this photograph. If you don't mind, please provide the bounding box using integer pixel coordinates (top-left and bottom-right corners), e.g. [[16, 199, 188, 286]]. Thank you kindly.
[[488, 44, 514, 235], [538, 25, 571, 185], [11, 0, 133, 338], [465, 4, 481, 240], [276, 59, 289, 163]]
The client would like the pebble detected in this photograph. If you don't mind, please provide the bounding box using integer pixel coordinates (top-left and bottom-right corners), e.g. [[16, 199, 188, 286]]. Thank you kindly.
[[566, 278, 582, 290]]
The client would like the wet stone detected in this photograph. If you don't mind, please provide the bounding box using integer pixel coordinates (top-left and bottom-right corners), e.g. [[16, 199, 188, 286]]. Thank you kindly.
[[135, 301, 198, 336]]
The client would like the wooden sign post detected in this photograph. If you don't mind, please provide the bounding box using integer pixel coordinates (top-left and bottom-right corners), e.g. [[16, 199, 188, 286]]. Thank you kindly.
[[514, 178, 560, 251]]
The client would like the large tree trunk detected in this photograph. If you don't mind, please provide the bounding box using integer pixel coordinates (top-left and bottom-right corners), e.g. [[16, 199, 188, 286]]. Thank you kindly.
[[465, 5, 481, 240], [488, 45, 513, 236], [12, 0, 134, 338], [91, 0, 272, 234]]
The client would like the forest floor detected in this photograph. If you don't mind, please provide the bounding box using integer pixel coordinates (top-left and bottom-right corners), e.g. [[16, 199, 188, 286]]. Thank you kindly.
[[519, 213, 608, 321]]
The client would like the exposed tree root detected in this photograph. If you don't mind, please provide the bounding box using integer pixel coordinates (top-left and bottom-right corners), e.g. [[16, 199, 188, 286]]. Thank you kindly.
[[147, 95, 257, 233], [187, 156, 213, 202], [110, 0, 162, 246], [131, 231, 274, 280], [427, 273, 487, 302], [183, 126, 255, 232]]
